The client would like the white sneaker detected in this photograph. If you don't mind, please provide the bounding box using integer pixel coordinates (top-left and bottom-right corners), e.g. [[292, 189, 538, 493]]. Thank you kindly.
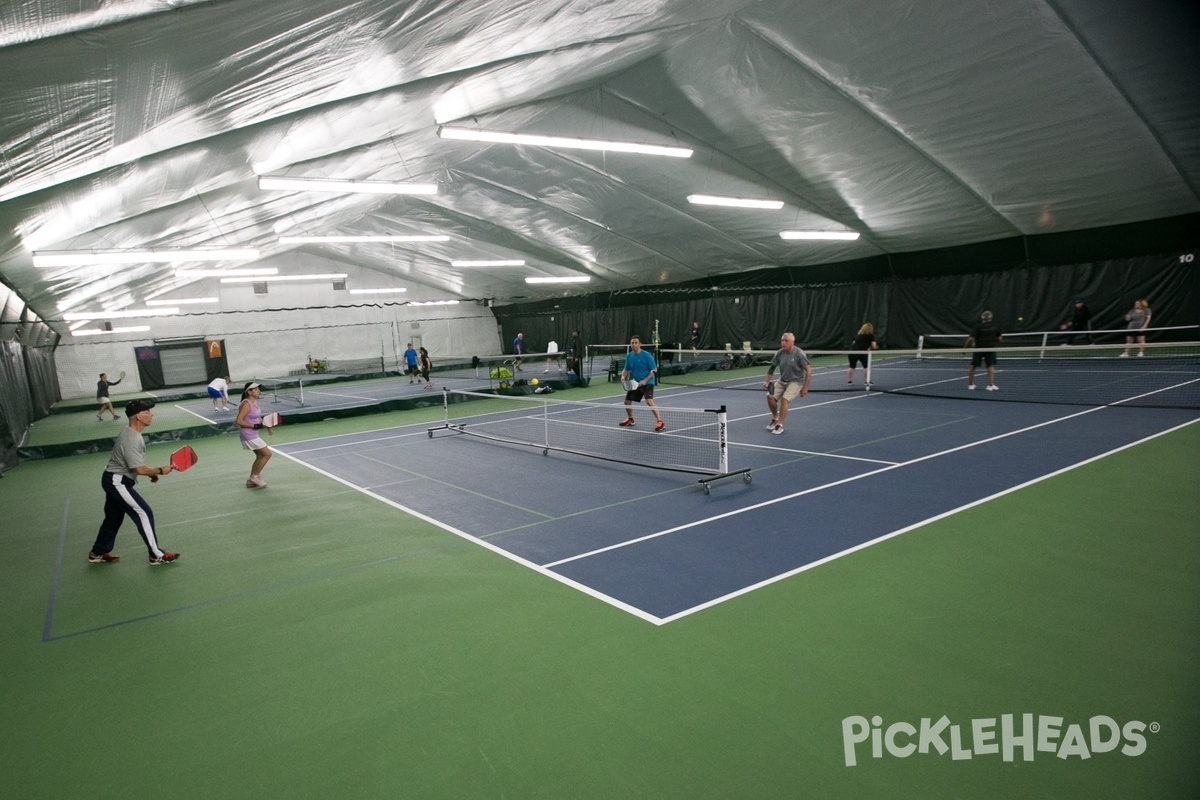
[[986, 384, 999, 391], [771, 424, 784, 435], [765, 419, 778, 430], [1119, 353, 1129, 358], [250, 475, 267, 488], [967, 384, 976, 390]]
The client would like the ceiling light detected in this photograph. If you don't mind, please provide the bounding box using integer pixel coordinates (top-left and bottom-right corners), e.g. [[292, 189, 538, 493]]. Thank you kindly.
[[175, 268, 279, 277], [73, 326, 152, 336], [63, 308, 179, 320], [145, 297, 218, 306], [278, 235, 450, 244], [348, 288, 408, 294], [258, 176, 438, 195], [33, 248, 260, 267], [437, 127, 693, 158], [219, 273, 348, 284], [779, 231, 860, 241], [408, 299, 460, 306], [687, 194, 784, 210], [450, 260, 526, 267], [525, 276, 591, 284]]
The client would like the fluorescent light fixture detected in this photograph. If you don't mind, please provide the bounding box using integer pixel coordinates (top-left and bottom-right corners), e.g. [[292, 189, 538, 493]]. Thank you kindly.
[[687, 194, 784, 210], [220, 273, 348, 284], [258, 176, 438, 195], [176, 268, 279, 277], [33, 248, 260, 267], [278, 234, 450, 244], [780, 231, 860, 241], [63, 308, 179, 320], [73, 325, 152, 336], [450, 259, 526, 267], [437, 126, 693, 158], [348, 288, 408, 294], [408, 299, 460, 306], [525, 276, 591, 284], [145, 297, 218, 306]]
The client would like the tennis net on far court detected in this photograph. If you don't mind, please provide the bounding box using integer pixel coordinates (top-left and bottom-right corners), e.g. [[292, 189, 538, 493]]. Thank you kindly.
[[656, 343, 1200, 408], [263, 377, 306, 406], [428, 388, 750, 491]]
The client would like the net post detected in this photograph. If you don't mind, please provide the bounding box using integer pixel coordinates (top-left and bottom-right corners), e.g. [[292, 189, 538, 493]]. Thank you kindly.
[[298, 377, 305, 407], [1039, 332, 1048, 360], [916, 335, 924, 360], [717, 405, 729, 476], [441, 387, 449, 426], [864, 351, 872, 390]]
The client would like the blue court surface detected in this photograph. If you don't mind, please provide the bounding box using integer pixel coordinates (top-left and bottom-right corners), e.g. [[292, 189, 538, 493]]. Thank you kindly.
[[276, 385, 1200, 624]]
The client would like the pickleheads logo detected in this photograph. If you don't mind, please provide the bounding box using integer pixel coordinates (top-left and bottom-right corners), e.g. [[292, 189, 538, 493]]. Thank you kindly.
[[842, 714, 1158, 767]]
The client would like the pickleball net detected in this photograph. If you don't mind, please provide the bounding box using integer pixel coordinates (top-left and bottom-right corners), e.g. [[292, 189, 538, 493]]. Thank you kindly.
[[428, 388, 751, 491], [655, 342, 1200, 409]]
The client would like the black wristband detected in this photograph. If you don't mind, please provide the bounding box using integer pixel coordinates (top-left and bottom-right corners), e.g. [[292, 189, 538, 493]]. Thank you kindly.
[[255, 423, 262, 430]]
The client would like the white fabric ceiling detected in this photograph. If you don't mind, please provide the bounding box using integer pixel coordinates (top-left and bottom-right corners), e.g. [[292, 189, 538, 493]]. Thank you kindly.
[[1, 0, 1197, 331]]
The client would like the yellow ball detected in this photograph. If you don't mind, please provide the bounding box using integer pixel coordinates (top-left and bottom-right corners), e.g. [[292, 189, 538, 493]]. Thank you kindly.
[[531, 378, 538, 385]]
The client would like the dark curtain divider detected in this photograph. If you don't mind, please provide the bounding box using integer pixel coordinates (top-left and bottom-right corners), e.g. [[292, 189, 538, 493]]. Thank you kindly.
[[23, 345, 59, 418], [0, 341, 33, 473], [888, 255, 1200, 346], [135, 345, 165, 389], [0, 283, 61, 474], [494, 255, 1198, 355]]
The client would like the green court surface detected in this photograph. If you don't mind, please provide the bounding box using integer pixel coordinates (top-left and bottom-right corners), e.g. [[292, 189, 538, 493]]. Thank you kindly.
[[25, 402, 216, 448], [1, 413, 1197, 799]]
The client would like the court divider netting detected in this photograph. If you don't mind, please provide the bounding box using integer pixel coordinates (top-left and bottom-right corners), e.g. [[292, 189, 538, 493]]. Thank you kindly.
[[427, 388, 752, 493], [653, 341, 1200, 409]]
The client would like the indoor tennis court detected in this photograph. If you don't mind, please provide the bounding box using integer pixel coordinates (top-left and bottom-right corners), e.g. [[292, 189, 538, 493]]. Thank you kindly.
[[4, 4, 1200, 800], [276, 366, 1200, 623]]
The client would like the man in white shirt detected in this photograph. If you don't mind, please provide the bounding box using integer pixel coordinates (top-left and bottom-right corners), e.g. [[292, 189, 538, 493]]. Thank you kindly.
[[207, 375, 231, 412]]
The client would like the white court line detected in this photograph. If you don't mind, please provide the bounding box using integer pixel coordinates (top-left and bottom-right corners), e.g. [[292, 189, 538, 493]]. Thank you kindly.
[[735, 440, 899, 465], [277, 382, 1199, 625], [300, 388, 387, 402], [657, 415, 1200, 624], [272, 448, 663, 625], [174, 403, 223, 424], [541, 402, 1116, 570]]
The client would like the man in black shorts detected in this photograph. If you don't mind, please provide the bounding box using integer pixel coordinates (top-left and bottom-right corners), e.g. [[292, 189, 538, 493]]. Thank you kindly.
[[619, 336, 665, 431], [966, 311, 1003, 391]]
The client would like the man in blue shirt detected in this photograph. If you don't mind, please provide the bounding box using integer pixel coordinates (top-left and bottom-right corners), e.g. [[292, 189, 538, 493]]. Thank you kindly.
[[512, 332, 525, 372], [619, 336, 665, 431], [403, 343, 419, 383]]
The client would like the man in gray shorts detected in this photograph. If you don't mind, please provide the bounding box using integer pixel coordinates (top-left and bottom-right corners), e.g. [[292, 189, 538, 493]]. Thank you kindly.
[[763, 332, 812, 435]]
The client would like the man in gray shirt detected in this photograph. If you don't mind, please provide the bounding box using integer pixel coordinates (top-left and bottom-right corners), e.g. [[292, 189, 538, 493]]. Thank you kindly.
[[89, 399, 180, 565], [763, 332, 812, 435]]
